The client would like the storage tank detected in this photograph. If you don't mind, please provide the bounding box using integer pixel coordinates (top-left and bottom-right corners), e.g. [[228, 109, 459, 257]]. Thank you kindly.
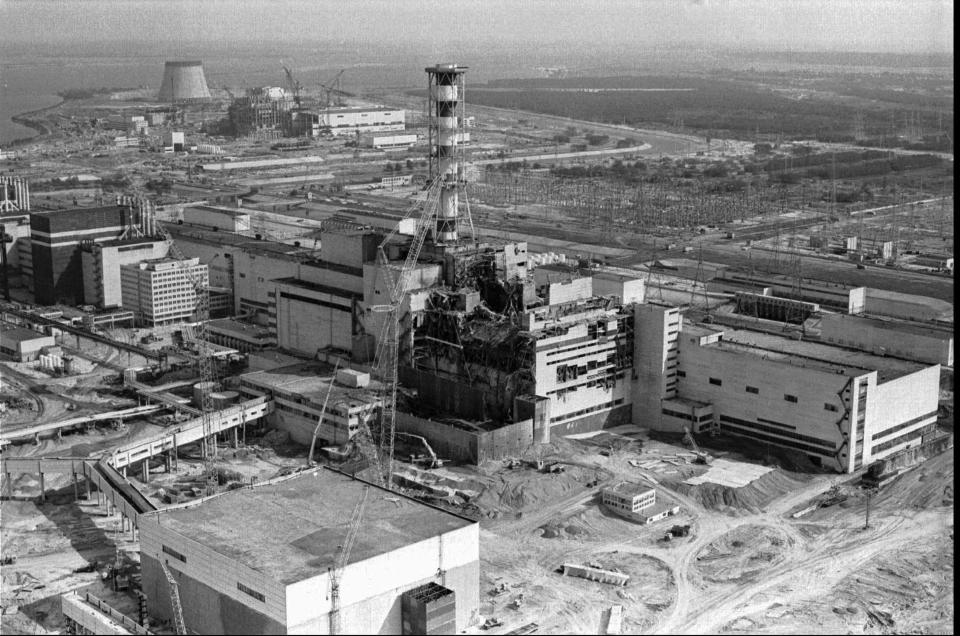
[[209, 391, 238, 409], [158, 61, 212, 102], [193, 381, 219, 407]]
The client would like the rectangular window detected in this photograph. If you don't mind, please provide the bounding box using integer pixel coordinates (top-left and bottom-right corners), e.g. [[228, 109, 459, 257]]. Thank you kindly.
[[237, 582, 265, 602], [746, 386, 759, 394], [162, 545, 186, 563], [709, 377, 722, 386], [824, 403, 838, 412], [677, 370, 686, 378], [784, 394, 798, 403]]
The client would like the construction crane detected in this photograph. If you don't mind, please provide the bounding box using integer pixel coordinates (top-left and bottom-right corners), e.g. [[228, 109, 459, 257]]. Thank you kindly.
[[159, 561, 187, 635], [114, 161, 221, 485], [681, 423, 711, 464], [307, 358, 341, 466], [362, 176, 445, 489], [329, 484, 370, 635], [318, 69, 347, 112], [281, 63, 302, 108]]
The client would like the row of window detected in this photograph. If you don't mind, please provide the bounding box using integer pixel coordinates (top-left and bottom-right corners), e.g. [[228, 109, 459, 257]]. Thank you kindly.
[[871, 411, 938, 442], [162, 545, 186, 562], [718, 422, 838, 457], [237, 582, 265, 602], [718, 414, 837, 449], [547, 345, 617, 367], [872, 426, 925, 454], [550, 397, 625, 424], [661, 407, 713, 423]]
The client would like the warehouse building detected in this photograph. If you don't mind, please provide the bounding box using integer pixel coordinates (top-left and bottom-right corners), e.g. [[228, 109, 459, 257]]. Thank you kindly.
[[139, 467, 479, 635], [182, 205, 251, 233], [206, 318, 276, 353], [320, 107, 405, 136], [239, 362, 382, 446], [120, 257, 208, 326], [637, 321, 941, 472], [0, 327, 56, 362]]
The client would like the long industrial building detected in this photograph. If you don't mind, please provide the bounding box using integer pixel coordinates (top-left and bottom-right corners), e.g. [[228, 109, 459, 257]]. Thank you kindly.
[[139, 468, 479, 635], [633, 310, 941, 472]]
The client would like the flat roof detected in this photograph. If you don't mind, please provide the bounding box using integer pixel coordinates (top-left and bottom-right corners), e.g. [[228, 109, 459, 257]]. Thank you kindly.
[[206, 318, 274, 340], [241, 362, 381, 410], [0, 327, 52, 345], [605, 481, 655, 498], [831, 313, 954, 339], [188, 205, 250, 218], [326, 106, 402, 114], [164, 224, 307, 257], [710, 327, 930, 382], [151, 468, 474, 586]]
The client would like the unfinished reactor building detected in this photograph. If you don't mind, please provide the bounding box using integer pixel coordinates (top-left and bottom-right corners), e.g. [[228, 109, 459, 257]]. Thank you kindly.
[[158, 60, 212, 102]]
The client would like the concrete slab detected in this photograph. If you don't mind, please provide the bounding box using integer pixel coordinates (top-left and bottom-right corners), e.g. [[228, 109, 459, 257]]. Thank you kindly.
[[682, 458, 773, 488]]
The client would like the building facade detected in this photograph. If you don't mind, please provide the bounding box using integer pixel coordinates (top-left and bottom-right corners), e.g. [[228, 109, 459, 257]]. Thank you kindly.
[[120, 258, 208, 326], [320, 107, 405, 136], [81, 239, 170, 309], [30, 206, 132, 305], [138, 469, 479, 635], [638, 323, 942, 472]]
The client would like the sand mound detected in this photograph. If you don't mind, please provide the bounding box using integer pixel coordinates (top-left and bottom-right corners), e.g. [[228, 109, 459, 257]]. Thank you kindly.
[[664, 467, 810, 511]]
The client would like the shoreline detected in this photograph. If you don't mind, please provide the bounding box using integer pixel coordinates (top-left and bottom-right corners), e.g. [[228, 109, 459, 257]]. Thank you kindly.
[[5, 97, 66, 148]]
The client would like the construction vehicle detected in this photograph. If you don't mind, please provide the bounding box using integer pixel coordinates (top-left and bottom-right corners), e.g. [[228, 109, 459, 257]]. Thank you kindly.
[[393, 431, 442, 468], [682, 423, 712, 464], [328, 484, 370, 635]]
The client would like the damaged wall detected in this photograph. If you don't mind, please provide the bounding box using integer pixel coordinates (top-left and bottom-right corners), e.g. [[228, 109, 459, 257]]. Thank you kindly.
[[396, 412, 534, 464]]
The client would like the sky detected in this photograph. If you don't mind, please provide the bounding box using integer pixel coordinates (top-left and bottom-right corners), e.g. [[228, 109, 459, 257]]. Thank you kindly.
[[1, 0, 953, 54]]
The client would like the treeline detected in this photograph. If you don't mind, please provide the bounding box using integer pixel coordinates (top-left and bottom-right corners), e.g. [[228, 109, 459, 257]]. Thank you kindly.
[[58, 87, 130, 100], [766, 151, 944, 182]]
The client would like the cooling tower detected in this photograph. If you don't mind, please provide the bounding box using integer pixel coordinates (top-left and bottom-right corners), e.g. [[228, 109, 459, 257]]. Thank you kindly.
[[158, 61, 212, 102]]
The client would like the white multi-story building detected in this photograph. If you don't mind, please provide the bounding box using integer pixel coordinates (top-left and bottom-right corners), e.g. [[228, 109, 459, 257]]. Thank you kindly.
[[634, 320, 942, 473], [81, 238, 170, 309], [120, 257, 208, 326]]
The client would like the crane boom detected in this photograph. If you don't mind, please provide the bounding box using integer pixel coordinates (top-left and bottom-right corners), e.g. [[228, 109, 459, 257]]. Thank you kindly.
[[159, 560, 186, 635], [307, 358, 341, 466], [329, 485, 370, 635], [361, 177, 443, 489]]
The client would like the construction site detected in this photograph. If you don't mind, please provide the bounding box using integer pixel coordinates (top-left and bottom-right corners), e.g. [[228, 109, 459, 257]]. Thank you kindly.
[[0, 48, 954, 636]]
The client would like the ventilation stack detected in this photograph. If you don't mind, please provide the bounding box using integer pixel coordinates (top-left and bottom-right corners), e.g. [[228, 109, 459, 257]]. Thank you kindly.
[[0, 176, 30, 213], [425, 64, 467, 244], [158, 61, 212, 103]]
